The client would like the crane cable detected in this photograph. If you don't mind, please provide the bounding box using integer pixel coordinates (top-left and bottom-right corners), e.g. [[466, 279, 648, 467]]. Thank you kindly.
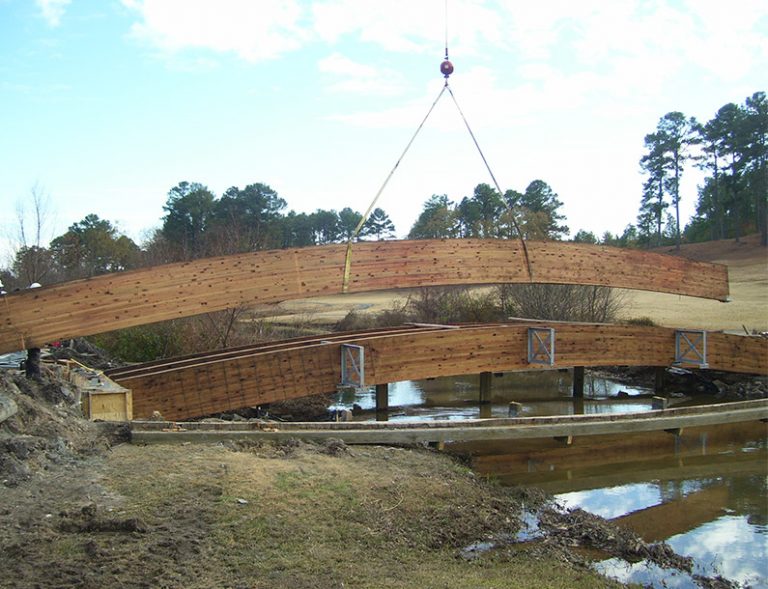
[[342, 84, 448, 293], [443, 83, 532, 279], [341, 1, 532, 293]]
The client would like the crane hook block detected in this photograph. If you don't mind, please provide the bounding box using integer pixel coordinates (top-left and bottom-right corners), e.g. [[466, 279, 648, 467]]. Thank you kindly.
[[440, 59, 454, 78]]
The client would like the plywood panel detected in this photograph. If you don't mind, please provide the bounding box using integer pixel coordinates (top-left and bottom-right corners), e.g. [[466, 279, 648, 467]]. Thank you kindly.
[[0, 240, 729, 354]]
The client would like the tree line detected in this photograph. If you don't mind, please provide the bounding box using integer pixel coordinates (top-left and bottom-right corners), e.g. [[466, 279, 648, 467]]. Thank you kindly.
[[408, 180, 568, 240], [637, 91, 766, 248], [4, 181, 396, 289]]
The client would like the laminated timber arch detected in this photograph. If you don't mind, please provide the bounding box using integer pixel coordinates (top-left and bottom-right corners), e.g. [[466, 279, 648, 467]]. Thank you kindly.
[[0, 239, 729, 355], [106, 323, 767, 421]]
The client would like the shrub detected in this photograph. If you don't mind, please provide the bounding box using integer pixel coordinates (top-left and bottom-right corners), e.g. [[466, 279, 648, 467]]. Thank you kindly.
[[497, 284, 626, 323], [623, 316, 657, 326]]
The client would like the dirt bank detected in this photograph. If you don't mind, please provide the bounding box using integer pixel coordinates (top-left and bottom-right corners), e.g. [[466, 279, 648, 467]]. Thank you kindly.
[[2, 372, 744, 589]]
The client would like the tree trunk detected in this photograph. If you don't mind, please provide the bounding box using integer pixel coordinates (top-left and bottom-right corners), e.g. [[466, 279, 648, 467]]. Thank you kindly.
[[674, 154, 681, 250], [656, 178, 664, 247], [713, 160, 724, 241], [733, 188, 741, 243], [760, 163, 768, 247]]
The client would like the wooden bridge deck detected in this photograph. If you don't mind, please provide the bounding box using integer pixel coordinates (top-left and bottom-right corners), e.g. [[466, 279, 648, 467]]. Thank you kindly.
[[107, 322, 767, 421]]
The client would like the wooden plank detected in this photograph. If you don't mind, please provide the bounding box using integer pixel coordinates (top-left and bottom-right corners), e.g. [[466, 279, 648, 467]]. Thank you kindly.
[[0, 239, 729, 353], [114, 323, 767, 420], [129, 399, 768, 445]]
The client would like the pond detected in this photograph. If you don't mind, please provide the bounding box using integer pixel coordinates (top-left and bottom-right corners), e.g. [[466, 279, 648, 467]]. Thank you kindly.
[[331, 371, 657, 421], [556, 442, 767, 588]]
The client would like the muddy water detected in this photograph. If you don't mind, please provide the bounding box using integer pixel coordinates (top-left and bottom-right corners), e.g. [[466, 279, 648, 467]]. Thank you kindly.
[[332, 374, 768, 589], [332, 371, 656, 421]]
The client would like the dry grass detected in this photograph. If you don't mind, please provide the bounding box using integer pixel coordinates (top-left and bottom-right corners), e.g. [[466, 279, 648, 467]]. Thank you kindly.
[[622, 235, 767, 331], [90, 442, 624, 589]]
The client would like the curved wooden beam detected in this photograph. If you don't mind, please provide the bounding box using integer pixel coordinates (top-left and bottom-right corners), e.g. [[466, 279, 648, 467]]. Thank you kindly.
[[107, 323, 766, 421], [0, 240, 729, 354]]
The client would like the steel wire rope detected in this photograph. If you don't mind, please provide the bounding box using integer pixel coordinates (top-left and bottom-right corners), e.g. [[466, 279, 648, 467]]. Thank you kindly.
[[342, 83, 448, 293], [342, 0, 533, 291], [444, 84, 533, 278]]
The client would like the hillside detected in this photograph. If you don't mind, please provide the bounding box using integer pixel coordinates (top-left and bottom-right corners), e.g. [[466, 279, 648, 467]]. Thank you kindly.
[[622, 234, 767, 332]]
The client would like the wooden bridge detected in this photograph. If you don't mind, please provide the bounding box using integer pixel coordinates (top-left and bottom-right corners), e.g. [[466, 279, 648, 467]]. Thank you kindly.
[[0, 239, 729, 354], [1, 238, 764, 433], [106, 322, 767, 421]]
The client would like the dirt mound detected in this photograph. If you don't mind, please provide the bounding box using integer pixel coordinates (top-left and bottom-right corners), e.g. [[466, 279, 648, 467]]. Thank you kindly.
[[0, 371, 128, 487]]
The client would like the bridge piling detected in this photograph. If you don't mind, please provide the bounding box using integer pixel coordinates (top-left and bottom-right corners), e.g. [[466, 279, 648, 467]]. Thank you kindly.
[[479, 372, 492, 404], [375, 383, 389, 422], [572, 366, 585, 398], [508, 402, 523, 417]]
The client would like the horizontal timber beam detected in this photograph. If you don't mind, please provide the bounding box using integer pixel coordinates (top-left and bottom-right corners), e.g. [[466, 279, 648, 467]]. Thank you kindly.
[[129, 399, 768, 445], [0, 239, 729, 354], [107, 322, 767, 421]]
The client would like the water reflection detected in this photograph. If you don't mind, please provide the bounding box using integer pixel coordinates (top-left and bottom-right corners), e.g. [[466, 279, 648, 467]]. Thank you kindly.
[[557, 483, 662, 520], [554, 448, 768, 589], [331, 372, 654, 421]]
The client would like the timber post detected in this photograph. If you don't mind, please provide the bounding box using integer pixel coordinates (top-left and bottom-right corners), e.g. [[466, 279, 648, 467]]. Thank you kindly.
[[25, 347, 41, 380], [654, 367, 666, 393], [479, 372, 492, 404], [572, 366, 585, 398], [375, 383, 389, 422]]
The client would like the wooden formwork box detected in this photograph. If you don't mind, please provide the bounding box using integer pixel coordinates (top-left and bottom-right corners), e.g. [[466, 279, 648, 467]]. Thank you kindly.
[[62, 360, 134, 421], [81, 389, 133, 422]]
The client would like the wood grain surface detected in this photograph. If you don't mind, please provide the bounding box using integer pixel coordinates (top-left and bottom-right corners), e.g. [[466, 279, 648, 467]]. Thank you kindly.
[[0, 240, 729, 354], [107, 323, 765, 420]]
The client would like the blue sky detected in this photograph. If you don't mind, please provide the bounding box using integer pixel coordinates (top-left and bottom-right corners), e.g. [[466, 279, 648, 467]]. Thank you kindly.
[[1, 0, 766, 262]]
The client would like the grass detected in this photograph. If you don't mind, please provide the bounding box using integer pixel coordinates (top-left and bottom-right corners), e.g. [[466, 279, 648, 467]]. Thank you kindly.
[[90, 442, 628, 589]]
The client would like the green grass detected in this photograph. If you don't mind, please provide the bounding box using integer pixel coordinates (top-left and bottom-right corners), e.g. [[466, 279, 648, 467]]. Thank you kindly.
[[88, 443, 629, 589]]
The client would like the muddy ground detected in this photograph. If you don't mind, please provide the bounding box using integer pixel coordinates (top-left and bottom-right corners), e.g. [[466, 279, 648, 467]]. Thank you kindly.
[[1, 371, 744, 589]]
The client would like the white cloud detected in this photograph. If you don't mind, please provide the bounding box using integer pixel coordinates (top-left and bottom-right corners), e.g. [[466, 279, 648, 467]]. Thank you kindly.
[[312, 0, 503, 56], [495, 0, 768, 90], [121, 0, 308, 62], [36, 0, 70, 27], [318, 52, 406, 96], [319, 52, 377, 78]]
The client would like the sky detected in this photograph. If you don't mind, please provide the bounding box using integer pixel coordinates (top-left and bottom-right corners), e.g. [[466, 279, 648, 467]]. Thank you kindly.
[[1, 0, 766, 263]]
